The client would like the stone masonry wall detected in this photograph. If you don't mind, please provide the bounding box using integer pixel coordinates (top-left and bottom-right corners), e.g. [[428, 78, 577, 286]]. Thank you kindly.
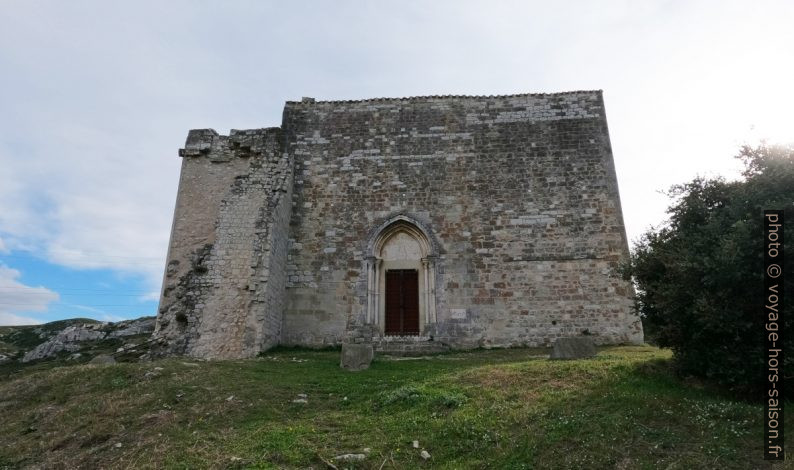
[[154, 90, 643, 359], [153, 128, 292, 359], [281, 91, 643, 348]]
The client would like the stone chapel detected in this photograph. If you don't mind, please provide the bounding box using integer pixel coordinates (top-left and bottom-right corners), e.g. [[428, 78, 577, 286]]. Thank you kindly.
[[152, 90, 644, 358]]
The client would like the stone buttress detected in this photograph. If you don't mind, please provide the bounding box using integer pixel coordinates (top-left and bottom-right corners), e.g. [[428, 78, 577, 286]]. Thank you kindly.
[[152, 128, 293, 359]]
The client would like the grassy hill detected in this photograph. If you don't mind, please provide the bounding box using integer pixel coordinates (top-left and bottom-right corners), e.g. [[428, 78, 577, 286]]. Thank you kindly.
[[0, 346, 787, 469]]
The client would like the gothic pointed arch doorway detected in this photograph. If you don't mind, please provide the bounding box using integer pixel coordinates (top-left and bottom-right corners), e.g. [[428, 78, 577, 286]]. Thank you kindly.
[[366, 216, 437, 335]]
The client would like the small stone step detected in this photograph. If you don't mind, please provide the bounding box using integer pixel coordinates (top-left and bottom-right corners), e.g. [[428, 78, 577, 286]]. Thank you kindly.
[[375, 341, 449, 356]]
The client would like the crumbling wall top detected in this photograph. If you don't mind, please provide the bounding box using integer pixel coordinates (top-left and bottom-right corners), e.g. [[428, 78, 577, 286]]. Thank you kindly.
[[179, 127, 282, 158]]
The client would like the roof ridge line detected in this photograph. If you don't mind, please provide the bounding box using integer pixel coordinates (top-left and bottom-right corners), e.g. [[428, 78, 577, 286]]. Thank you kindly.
[[285, 90, 602, 105]]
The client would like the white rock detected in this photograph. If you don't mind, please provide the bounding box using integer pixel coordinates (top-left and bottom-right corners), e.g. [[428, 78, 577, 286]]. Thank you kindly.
[[22, 325, 105, 362], [412, 440, 419, 448], [420, 450, 431, 460], [107, 317, 155, 338], [334, 453, 366, 462]]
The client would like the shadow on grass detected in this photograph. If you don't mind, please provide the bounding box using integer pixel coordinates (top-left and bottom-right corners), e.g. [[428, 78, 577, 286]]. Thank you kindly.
[[484, 357, 789, 470]]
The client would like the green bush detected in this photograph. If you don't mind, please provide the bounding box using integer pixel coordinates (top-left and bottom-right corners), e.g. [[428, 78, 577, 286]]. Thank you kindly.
[[627, 144, 793, 397]]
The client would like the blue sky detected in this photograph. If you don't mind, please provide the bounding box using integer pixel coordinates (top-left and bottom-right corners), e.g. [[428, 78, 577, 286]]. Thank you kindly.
[[1, 0, 792, 325], [0, 251, 156, 323]]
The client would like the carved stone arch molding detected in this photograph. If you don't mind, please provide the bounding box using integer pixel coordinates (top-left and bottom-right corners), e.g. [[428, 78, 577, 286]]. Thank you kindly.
[[365, 214, 438, 334]]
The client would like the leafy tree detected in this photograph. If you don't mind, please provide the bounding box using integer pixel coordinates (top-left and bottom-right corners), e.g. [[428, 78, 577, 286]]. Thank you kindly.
[[627, 143, 793, 397]]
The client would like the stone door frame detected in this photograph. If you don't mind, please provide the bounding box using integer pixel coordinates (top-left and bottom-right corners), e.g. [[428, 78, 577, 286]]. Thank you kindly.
[[365, 215, 438, 335]]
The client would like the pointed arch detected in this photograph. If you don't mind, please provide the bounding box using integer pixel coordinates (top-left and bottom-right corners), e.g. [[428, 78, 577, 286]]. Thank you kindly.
[[365, 215, 438, 333], [368, 214, 437, 259]]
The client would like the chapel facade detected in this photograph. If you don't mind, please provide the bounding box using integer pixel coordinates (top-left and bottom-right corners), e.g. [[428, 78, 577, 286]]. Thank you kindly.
[[153, 91, 644, 359]]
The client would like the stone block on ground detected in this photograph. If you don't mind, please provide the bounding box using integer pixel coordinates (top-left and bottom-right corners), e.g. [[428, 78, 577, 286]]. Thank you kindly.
[[550, 337, 597, 360], [340, 343, 374, 371]]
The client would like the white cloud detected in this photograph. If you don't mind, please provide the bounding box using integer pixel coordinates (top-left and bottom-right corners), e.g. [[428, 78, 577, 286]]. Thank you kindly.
[[63, 303, 107, 316], [140, 290, 162, 302], [0, 0, 791, 298], [62, 303, 129, 323], [0, 312, 42, 326], [0, 264, 59, 325], [100, 313, 129, 323], [0, 237, 7, 254]]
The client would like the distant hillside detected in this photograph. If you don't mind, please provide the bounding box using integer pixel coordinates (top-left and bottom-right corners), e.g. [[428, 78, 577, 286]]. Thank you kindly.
[[0, 316, 155, 374]]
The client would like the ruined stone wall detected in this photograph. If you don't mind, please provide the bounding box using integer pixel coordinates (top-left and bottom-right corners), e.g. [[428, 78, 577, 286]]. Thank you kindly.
[[153, 128, 292, 358], [281, 92, 643, 348]]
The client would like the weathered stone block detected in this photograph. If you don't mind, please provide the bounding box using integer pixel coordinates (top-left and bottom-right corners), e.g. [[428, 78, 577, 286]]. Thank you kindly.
[[340, 343, 374, 371], [550, 337, 597, 360]]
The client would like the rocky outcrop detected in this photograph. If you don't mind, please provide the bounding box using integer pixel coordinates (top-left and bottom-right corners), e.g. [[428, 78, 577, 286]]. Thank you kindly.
[[107, 317, 156, 338], [22, 325, 105, 362], [19, 317, 155, 363]]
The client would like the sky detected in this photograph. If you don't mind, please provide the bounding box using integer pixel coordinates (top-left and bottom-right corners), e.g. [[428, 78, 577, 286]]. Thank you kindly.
[[0, 0, 792, 325]]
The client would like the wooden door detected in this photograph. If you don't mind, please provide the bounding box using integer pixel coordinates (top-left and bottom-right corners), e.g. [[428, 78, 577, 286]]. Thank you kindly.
[[385, 269, 419, 335]]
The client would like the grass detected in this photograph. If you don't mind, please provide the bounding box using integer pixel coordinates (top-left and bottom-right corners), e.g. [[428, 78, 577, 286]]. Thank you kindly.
[[0, 345, 789, 469]]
